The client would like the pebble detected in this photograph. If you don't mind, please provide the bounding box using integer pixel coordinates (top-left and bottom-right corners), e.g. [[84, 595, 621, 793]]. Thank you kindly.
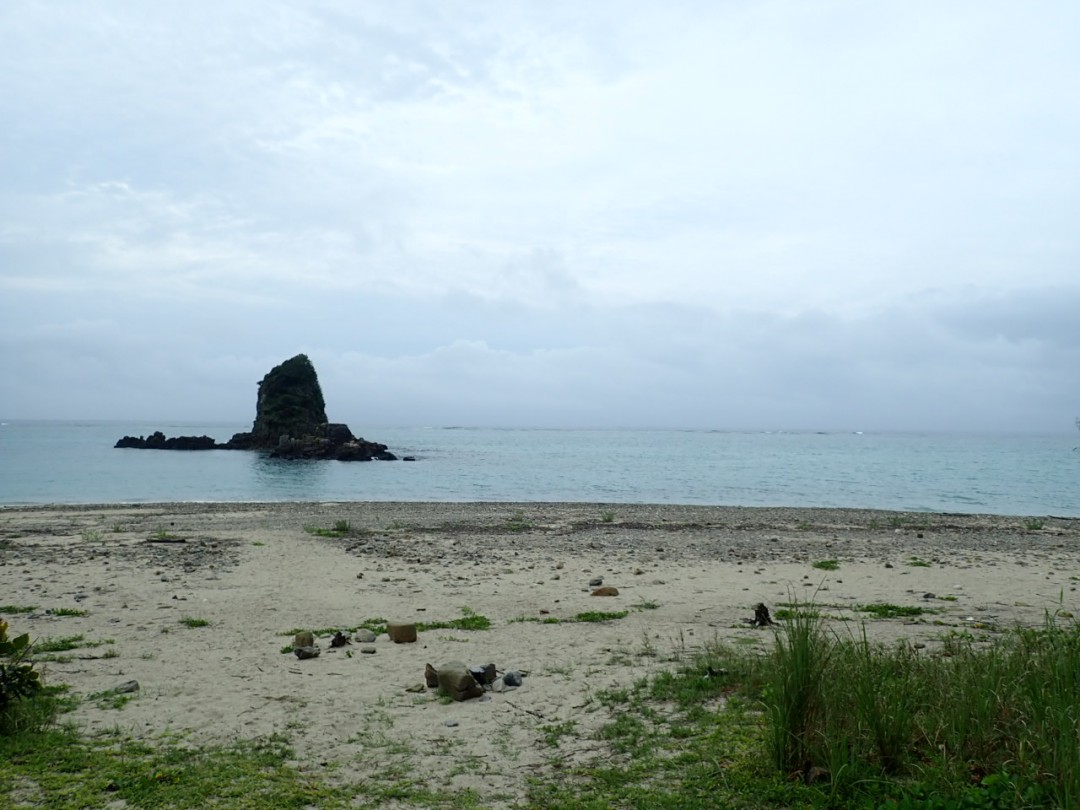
[[444, 720, 459, 728], [361, 646, 377, 654]]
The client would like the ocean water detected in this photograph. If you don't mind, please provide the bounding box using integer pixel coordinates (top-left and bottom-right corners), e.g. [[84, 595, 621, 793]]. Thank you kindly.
[[0, 421, 1077, 516]]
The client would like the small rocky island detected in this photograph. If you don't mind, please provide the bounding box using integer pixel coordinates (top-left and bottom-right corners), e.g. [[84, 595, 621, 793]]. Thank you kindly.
[[116, 354, 403, 461]]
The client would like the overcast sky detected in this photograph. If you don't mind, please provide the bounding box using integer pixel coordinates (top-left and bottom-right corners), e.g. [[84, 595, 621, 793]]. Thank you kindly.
[[2, 1, 1078, 432]]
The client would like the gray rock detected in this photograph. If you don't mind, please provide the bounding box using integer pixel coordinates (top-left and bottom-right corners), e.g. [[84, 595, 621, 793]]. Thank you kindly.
[[293, 631, 315, 648], [437, 660, 485, 702], [502, 670, 524, 688], [354, 629, 377, 643], [360, 646, 377, 654], [294, 645, 320, 660], [112, 680, 140, 694], [445, 719, 460, 727], [588, 577, 603, 587]]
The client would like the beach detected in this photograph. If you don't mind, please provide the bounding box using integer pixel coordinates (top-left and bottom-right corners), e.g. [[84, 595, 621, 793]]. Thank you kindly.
[[2, 502, 1078, 804]]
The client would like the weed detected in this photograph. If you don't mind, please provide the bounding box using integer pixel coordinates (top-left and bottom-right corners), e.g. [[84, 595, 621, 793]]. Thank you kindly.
[[600, 510, 616, 523], [574, 611, 629, 623], [179, 617, 210, 628], [539, 719, 578, 747], [506, 510, 532, 531], [80, 529, 104, 542], [0, 605, 37, 615], [907, 556, 932, 567], [857, 603, 933, 619], [1024, 517, 1045, 531], [47, 607, 88, 617], [812, 559, 840, 571], [633, 601, 661, 611]]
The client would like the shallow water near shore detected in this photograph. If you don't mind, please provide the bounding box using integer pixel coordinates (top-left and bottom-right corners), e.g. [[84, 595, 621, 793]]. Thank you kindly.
[[1, 420, 1077, 515]]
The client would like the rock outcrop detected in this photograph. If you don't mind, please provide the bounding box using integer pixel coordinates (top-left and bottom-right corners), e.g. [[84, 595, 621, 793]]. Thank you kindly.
[[115, 354, 397, 462]]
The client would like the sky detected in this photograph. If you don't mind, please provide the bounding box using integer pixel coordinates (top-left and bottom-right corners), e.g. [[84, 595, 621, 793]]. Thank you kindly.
[[2, 1, 1079, 432]]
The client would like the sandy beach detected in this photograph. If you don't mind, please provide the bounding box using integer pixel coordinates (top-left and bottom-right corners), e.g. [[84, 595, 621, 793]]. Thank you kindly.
[[2, 502, 1078, 804]]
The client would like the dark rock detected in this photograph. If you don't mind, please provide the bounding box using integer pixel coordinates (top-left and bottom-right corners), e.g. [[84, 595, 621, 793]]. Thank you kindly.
[[116, 354, 401, 462], [469, 663, 497, 685], [502, 670, 524, 687], [294, 645, 320, 660], [112, 680, 140, 694], [425, 663, 440, 688], [387, 622, 417, 643], [330, 631, 350, 647], [236, 354, 328, 450], [751, 603, 777, 626], [114, 432, 217, 450], [588, 577, 604, 587]]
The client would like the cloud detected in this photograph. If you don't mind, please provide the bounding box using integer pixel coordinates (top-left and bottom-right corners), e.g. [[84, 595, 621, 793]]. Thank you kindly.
[[1, 1, 1078, 431]]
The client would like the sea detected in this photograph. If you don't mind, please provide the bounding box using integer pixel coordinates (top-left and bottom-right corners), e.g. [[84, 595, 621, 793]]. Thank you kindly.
[[1, 421, 1078, 517]]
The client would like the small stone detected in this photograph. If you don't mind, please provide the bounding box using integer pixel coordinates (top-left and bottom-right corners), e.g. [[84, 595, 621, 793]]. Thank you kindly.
[[923, 593, 936, 600], [294, 645, 320, 660], [502, 670, 524, 687], [555, 561, 564, 569], [588, 577, 603, 587], [425, 663, 440, 688], [591, 586, 619, 597], [360, 646, 377, 654], [354, 629, 377, 643], [884, 562, 894, 569], [293, 631, 315, 648], [112, 680, 140, 694], [444, 720, 459, 728], [387, 623, 418, 643]]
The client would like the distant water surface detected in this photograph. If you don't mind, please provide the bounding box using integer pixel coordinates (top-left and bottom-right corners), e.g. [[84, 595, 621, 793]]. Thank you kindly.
[[0, 421, 1077, 516]]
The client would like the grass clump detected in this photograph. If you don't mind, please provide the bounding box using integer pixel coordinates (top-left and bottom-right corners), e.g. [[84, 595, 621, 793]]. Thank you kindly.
[[0, 606, 37, 616], [47, 607, 88, 618], [573, 610, 629, 623], [179, 617, 211, 628], [812, 559, 840, 571], [536, 604, 1080, 809], [857, 602, 934, 619]]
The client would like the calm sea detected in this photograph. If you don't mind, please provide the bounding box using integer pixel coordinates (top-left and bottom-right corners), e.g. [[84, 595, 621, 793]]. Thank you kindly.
[[0, 421, 1077, 516]]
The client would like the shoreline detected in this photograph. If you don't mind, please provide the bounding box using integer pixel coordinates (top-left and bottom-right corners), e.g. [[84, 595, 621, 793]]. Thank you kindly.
[[2, 501, 1078, 804]]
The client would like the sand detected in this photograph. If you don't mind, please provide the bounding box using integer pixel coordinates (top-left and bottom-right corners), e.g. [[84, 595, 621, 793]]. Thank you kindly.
[[1, 502, 1078, 804]]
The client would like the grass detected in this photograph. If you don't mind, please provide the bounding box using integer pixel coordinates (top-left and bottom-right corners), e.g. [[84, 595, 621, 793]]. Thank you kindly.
[[812, 559, 840, 571], [600, 510, 616, 523], [509, 611, 629, 625], [47, 607, 88, 617], [1024, 517, 1046, 531], [31, 634, 113, 654], [179, 617, 211, 628], [303, 519, 368, 539], [857, 602, 935, 619], [8, 603, 1080, 807], [0, 606, 37, 615], [528, 607, 1080, 809]]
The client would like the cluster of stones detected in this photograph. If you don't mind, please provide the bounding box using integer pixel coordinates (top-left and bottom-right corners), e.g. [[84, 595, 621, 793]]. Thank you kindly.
[[290, 623, 524, 702], [115, 354, 407, 462]]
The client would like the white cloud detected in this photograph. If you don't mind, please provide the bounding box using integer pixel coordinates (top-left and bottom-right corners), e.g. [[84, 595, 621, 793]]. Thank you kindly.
[[1, 1, 1078, 430]]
